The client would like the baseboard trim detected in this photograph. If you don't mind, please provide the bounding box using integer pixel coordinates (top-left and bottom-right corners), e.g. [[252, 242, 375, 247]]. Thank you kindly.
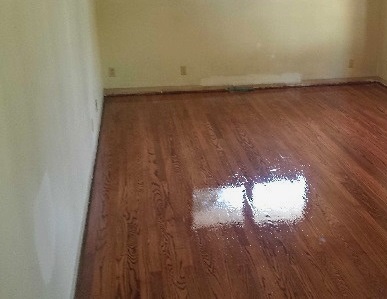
[[71, 97, 105, 299], [104, 76, 382, 97], [377, 77, 387, 87]]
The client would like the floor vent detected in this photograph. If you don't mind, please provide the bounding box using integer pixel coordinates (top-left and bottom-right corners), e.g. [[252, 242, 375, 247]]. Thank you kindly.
[[227, 86, 255, 93]]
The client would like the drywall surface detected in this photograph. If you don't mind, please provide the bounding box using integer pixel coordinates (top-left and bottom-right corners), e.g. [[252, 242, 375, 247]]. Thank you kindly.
[[378, 1, 387, 80], [96, 0, 381, 89], [0, 0, 102, 298]]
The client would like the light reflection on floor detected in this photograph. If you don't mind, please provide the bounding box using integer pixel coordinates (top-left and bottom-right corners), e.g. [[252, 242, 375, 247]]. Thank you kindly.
[[192, 174, 308, 229], [193, 186, 245, 228], [251, 175, 307, 224]]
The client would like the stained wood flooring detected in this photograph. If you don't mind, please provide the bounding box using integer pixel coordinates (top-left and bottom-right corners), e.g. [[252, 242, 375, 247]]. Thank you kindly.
[[76, 83, 387, 298]]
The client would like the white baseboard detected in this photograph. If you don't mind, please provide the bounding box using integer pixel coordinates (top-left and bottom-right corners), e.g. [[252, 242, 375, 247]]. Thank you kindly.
[[70, 96, 105, 299], [104, 76, 382, 96], [378, 77, 387, 87]]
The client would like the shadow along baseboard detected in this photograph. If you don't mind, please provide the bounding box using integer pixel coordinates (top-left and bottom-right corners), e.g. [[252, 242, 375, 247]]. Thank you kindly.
[[103, 76, 385, 96]]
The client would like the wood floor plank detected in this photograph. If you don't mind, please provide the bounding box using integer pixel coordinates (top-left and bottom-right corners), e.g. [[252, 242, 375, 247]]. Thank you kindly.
[[76, 83, 387, 298]]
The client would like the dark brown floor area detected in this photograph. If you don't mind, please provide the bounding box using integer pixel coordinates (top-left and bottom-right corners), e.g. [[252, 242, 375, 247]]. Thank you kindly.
[[76, 83, 387, 298]]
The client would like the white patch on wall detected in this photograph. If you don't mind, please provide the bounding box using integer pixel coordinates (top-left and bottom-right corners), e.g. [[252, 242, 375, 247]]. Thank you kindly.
[[33, 173, 56, 285], [200, 73, 302, 86]]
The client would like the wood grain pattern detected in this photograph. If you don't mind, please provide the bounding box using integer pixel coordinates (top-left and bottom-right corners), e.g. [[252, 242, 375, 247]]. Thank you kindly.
[[76, 83, 387, 298]]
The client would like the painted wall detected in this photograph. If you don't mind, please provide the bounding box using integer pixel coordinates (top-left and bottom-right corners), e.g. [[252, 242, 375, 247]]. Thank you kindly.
[[96, 0, 381, 89], [378, 1, 387, 81], [0, 0, 102, 298]]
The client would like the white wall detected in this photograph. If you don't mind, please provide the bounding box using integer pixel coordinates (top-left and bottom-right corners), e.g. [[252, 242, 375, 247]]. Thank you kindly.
[[0, 0, 102, 298], [96, 0, 382, 89]]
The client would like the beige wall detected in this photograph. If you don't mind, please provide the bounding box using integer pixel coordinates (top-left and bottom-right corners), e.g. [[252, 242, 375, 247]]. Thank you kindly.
[[378, 1, 387, 81], [96, 0, 382, 89], [0, 0, 102, 298]]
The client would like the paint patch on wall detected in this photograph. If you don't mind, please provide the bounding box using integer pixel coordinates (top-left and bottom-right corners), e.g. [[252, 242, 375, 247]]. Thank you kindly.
[[200, 73, 302, 86], [34, 173, 56, 285]]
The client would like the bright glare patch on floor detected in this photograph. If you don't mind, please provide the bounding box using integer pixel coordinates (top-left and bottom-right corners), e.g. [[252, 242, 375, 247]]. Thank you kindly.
[[192, 175, 308, 229], [193, 186, 245, 228], [251, 175, 308, 224]]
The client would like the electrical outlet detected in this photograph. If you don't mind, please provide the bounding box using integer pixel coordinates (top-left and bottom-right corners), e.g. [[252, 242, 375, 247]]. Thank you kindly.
[[348, 59, 355, 69], [180, 66, 187, 76], [108, 67, 116, 77]]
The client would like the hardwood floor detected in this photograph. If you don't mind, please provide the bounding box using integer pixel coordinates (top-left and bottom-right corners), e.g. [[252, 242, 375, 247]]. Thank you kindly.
[[76, 83, 387, 298]]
